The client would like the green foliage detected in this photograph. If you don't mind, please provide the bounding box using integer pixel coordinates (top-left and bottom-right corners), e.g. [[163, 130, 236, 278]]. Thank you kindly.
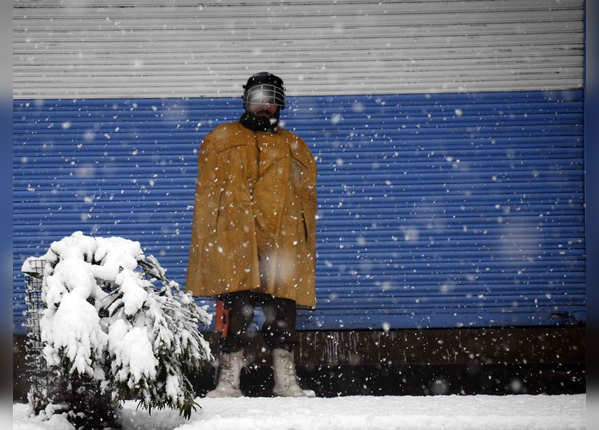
[[28, 249, 212, 428]]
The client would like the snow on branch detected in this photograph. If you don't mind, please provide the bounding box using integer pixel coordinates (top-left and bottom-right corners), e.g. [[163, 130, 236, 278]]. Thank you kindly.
[[22, 231, 213, 424]]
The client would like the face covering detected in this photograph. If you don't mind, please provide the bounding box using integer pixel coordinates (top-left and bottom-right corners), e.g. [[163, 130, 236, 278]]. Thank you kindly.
[[239, 109, 280, 132]]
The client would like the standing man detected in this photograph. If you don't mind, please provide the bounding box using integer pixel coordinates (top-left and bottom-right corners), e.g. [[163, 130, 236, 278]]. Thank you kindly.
[[186, 72, 317, 397]]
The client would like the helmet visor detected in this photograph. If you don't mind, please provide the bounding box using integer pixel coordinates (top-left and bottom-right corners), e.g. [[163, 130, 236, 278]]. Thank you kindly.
[[244, 84, 285, 108]]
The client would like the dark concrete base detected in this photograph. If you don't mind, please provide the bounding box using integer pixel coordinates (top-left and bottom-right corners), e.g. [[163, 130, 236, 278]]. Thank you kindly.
[[13, 334, 28, 402], [14, 325, 586, 401], [192, 362, 585, 398]]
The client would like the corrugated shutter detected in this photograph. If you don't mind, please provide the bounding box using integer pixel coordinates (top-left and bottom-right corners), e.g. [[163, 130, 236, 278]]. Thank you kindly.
[[12, 0, 586, 333], [300, 91, 585, 329], [14, 0, 583, 99], [13, 90, 585, 332]]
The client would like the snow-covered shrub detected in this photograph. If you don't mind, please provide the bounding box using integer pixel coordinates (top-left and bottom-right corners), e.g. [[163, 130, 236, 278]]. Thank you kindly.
[[22, 231, 212, 427]]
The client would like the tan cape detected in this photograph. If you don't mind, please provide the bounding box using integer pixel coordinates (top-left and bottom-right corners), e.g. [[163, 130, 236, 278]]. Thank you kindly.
[[185, 121, 317, 308]]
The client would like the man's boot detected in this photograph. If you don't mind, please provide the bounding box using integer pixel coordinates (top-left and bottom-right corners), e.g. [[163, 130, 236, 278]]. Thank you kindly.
[[272, 348, 315, 397], [206, 350, 244, 397]]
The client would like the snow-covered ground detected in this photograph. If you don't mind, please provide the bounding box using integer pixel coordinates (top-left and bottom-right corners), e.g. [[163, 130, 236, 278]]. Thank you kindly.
[[14, 394, 585, 430]]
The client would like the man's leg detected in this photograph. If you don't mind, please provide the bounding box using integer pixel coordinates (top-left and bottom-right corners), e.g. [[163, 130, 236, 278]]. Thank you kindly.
[[207, 291, 255, 398], [221, 291, 256, 353], [261, 296, 315, 397], [261, 295, 297, 351]]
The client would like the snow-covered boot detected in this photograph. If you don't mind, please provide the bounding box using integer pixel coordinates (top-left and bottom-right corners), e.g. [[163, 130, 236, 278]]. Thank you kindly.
[[206, 350, 244, 398], [272, 348, 315, 397]]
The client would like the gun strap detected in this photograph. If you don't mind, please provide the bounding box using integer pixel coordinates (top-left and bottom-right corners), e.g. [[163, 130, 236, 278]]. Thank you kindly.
[[214, 299, 229, 339]]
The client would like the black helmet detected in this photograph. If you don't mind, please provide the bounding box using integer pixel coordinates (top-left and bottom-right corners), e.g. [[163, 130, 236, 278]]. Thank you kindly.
[[242, 72, 286, 110]]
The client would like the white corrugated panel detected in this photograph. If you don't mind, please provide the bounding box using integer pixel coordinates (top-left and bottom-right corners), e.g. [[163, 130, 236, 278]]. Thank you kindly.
[[13, 0, 584, 99]]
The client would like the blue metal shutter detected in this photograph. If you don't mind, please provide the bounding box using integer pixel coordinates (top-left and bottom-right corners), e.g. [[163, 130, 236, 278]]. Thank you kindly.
[[12, 0, 585, 333], [13, 90, 584, 332], [295, 91, 585, 329]]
